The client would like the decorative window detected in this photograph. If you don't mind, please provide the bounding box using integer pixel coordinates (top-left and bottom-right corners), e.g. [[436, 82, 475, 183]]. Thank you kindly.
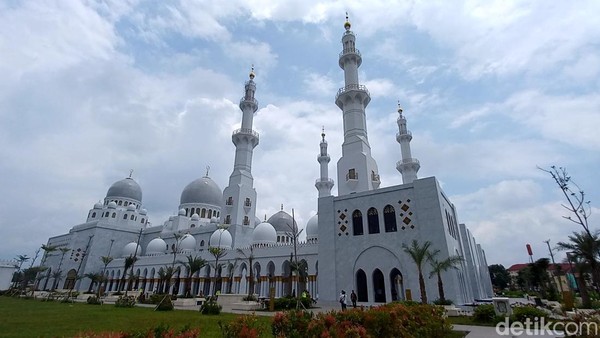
[[208, 209, 213, 218], [201, 208, 206, 218], [243, 216, 250, 225], [352, 210, 364, 235], [112, 212, 116, 218], [226, 197, 233, 205], [383, 205, 397, 232], [367, 207, 380, 234], [191, 224, 196, 228], [91, 212, 96, 218], [130, 215, 135, 220], [141, 218, 145, 224], [224, 215, 231, 224], [118, 201, 122, 206], [124, 201, 128, 206], [200, 240, 205, 247], [346, 168, 358, 180], [123, 214, 128, 219], [244, 198, 251, 207]]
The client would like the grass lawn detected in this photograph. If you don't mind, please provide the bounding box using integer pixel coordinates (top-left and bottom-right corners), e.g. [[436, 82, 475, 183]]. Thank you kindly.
[[0, 297, 272, 337]]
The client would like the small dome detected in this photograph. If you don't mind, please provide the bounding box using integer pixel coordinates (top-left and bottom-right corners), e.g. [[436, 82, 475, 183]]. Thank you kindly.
[[306, 214, 318, 241], [191, 213, 200, 221], [140, 208, 147, 215], [252, 221, 276, 245], [210, 217, 218, 224], [106, 177, 142, 202], [180, 234, 196, 251], [178, 208, 186, 216], [108, 201, 117, 209], [169, 215, 175, 221], [267, 210, 297, 233], [180, 176, 223, 206], [146, 238, 167, 255], [209, 229, 232, 249], [122, 242, 140, 257], [93, 202, 103, 209], [127, 204, 136, 211]]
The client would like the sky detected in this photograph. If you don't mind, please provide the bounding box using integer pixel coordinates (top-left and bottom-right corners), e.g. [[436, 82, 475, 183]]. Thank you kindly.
[[1, 0, 599, 268]]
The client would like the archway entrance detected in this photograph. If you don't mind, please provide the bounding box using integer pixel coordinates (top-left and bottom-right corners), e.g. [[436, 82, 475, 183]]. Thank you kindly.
[[63, 269, 77, 290], [356, 269, 368, 302], [390, 268, 404, 301], [372, 269, 386, 303]]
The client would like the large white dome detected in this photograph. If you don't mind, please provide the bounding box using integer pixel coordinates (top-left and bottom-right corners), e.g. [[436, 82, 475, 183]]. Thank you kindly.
[[146, 238, 167, 255], [122, 242, 140, 257], [209, 229, 232, 249], [306, 214, 318, 241], [252, 221, 277, 245], [180, 176, 223, 206], [180, 234, 196, 251], [107, 177, 142, 202], [267, 210, 297, 233]]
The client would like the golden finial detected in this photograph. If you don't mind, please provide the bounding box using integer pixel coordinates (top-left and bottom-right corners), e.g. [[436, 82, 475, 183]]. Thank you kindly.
[[321, 126, 326, 141], [344, 12, 351, 30], [397, 100, 403, 114], [249, 64, 255, 80]]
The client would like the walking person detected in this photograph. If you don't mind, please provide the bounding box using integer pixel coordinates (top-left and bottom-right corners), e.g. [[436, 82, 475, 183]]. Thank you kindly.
[[339, 290, 347, 311], [350, 290, 357, 308]]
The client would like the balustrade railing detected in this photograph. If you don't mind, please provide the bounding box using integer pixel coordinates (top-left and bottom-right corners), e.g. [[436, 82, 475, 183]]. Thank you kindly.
[[232, 128, 259, 139], [339, 48, 361, 58], [335, 84, 369, 101], [239, 97, 258, 107]]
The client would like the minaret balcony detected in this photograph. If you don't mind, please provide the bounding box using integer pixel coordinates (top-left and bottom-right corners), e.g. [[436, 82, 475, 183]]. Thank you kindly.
[[396, 158, 421, 172], [335, 84, 370, 102], [232, 128, 259, 139], [339, 47, 361, 58], [396, 131, 412, 142], [239, 97, 258, 106], [315, 178, 334, 185]]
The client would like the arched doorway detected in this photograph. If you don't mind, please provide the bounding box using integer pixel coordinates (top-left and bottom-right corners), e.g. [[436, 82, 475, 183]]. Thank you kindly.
[[356, 269, 368, 302], [372, 269, 386, 303], [63, 269, 77, 290], [389, 268, 404, 301]]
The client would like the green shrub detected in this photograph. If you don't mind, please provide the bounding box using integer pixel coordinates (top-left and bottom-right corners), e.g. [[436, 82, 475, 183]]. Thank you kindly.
[[510, 306, 548, 323], [115, 295, 136, 308], [272, 310, 313, 338], [200, 298, 221, 315], [273, 296, 311, 310], [433, 298, 454, 305], [86, 296, 102, 305], [473, 304, 496, 323], [242, 294, 257, 302], [156, 296, 174, 311]]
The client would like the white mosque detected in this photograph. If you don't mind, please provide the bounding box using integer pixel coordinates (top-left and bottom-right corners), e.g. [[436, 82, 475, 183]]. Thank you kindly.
[[41, 18, 493, 305]]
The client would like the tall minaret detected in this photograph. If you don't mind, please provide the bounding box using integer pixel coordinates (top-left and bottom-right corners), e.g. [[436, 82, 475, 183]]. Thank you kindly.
[[223, 67, 259, 247], [335, 14, 380, 195], [315, 128, 334, 197], [395, 103, 420, 183]]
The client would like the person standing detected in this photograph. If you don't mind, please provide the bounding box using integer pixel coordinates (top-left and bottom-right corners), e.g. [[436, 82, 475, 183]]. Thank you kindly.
[[339, 290, 347, 311], [350, 290, 357, 308]]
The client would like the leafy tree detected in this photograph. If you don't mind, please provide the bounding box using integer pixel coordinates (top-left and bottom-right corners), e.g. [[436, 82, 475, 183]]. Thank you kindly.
[[52, 247, 70, 290], [402, 240, 433, 304], [557, 231, 600, 292], [177, 255, 206, 297], [427, 250, 464, 303], [84, 272, 104, 293], [488, 264, 511, 290], [158, 265, 179, 294], [208, 246, 227, 295], [529, 258, 552, 298], [119, 255, 137, 292], [40, 244, 58, 290]]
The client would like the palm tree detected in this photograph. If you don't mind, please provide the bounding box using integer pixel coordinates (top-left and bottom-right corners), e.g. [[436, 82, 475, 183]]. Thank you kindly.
[[11, 255, 30, 288], [99, 256, 113, 294], [209, 246, 227, 295], [84, 272, 104, 293], [177, 255, 206, 297], [402, 240, 433, 304], [237, 247, 255, 297], [557, 231, 600, 289], [40, 245, 58, 290], [52, 247, 70, 290], [120, 255, 137, 292], [158, 265, 179, 294], [427, 250, 464, 303]]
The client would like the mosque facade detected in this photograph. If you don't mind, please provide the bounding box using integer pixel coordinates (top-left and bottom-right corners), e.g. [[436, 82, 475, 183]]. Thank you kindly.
[[41, 19, 493, 305]]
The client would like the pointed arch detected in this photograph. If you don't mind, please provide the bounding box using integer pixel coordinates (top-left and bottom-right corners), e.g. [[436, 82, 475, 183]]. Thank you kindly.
[[383, 205, 397, 232], [372, 269, 386, 302], [356, 269, 368, 302], [389, 268, 404, 301], [352, 210, 364, 236], [367, 207, 380, 234]]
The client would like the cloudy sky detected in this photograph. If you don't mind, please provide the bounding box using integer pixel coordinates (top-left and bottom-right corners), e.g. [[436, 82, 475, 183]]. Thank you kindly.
[[1, 1, 599, 268]]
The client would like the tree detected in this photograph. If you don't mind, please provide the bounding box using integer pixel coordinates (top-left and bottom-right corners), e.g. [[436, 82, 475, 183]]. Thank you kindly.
[[158, 265, 179, 294], [99, 256, 113, 294], [84, 272, 104, 293], [488, 264, 511, 290], [539, 166, 592, 236], [177, 255, 206, 297], [427, 250, 464, 303], [119, 255, 137, 292], [12, 255, 30, 288], [557, 231, 600, 307], [237, 247, 255, 298], [208, 246, 227, 295], [402, 240, 433, 304], [529, 258, 552, 298], [52, 247, 70, 290], [40, 244, 58, 290]]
